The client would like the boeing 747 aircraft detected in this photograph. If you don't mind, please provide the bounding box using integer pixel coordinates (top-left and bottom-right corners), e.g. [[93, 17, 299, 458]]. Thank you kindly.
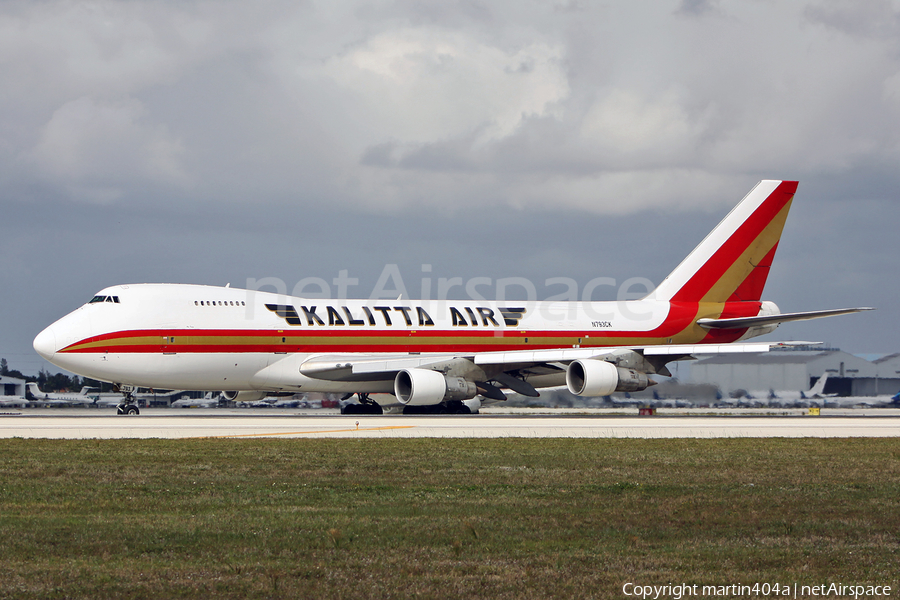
[[33, 181, 871, 415]]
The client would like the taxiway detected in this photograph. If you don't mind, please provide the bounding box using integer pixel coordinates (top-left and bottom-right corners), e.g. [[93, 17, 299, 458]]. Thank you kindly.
[[0, 408, 898, 439]]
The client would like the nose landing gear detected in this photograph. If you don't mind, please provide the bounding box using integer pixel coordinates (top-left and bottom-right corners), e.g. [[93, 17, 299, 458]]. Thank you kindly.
[[114, 385, 140, 415], [116, 403, 140, 415]]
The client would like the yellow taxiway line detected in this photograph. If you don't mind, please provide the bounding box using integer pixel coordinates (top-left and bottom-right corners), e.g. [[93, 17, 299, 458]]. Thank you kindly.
[[202, 425, 416, 438]]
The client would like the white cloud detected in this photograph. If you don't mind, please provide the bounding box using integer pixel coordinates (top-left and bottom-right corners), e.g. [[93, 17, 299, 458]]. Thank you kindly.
[[1, 0, 899, 216], [323, 28, 569, 144], [31, 96, 187, 203], [503, 169, 743, 215], [0, 0, 896, 362], [804, 0, 900, 39], [580, 89, 709, 161], [0, 3, 210, 102]]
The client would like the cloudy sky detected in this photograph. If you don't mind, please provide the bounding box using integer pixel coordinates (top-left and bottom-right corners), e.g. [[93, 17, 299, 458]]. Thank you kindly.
[[2, 0, 898, 375]]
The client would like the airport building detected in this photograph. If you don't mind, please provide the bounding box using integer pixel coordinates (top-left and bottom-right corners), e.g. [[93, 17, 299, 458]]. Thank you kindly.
[[873, 353, 900, 377], [0, 375, 26, 397], [690, 349, 900, 397], [865, 353, 900, 396]]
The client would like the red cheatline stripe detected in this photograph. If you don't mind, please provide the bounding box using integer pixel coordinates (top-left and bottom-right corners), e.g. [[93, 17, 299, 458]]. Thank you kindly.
[[59, 301, 765, 354]]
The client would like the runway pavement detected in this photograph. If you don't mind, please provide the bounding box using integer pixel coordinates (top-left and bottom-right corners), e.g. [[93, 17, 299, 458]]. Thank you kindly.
[[0, 408, 898, 439]]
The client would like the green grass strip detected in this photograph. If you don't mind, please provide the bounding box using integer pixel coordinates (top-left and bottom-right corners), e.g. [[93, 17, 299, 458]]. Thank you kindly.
[[0, 438, 897, 599]]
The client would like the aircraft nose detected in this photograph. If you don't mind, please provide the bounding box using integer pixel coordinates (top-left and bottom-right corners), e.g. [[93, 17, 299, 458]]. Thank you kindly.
[[33, 326, 57, 360]]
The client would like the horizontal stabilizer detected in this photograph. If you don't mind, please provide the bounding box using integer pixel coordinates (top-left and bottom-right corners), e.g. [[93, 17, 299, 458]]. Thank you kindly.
[[474, 341, 812, 364], [697, 307, 874, 330]]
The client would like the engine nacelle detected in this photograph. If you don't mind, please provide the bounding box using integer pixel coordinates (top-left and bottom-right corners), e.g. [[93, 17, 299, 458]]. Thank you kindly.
[[394, 369, 478, 406], [566, 359, 651, 397], [737, 300, 781, 340], [462, 398, 482, 414], [222, 390, 267, 403]]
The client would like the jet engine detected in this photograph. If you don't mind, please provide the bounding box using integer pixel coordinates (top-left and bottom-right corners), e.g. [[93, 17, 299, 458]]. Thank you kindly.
[[222, 390, 267, 403], [394, 368, 478, 406], [566, 359, 651, 397]]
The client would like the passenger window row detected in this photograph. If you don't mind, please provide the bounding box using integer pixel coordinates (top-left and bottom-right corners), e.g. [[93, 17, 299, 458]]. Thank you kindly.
[[195, 300, 246, 306]]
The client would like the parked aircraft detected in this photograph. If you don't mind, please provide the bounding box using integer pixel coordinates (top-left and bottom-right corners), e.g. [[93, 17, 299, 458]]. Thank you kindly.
[[0, 396, 26, 408], [824, 390, 900, 409], [25, 382, 98, 406], [33, 181, 871, 415], [801, 373, 833, 399], [739, 373, 835, 403], [171, 392, 221, 408]]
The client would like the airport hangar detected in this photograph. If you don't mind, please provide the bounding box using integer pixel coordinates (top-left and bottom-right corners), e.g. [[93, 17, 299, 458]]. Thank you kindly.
[[0, 375, 25, 398], [690, 348, 900, 397]]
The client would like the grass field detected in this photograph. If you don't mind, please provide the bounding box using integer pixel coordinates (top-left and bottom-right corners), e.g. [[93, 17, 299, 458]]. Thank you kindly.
[[0, 438, 898, 599]]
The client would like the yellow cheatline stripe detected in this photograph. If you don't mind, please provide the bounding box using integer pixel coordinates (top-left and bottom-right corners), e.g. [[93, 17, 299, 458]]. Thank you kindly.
[[70, 334, 277, 350], [65, 336, 159, 351], [196, 425, 416, 438], [69, 333, 622, 350]]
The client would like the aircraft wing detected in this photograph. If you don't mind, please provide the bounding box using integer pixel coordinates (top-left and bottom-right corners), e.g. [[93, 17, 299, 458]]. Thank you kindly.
[[297, 340, 812, 400], [335, 340, 813, 372], [697, 307, 873, 330], [300, 343, 773, 378]]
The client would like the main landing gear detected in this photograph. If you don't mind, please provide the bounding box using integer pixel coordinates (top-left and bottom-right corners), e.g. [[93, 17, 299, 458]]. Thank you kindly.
[[402, 400, 473, 415], [340, 392, 383, 415]]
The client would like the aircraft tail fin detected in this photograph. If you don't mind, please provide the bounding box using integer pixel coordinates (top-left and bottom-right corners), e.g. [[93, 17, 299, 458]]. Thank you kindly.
[[651, 180, 798, 303], [808, 373, 829, 396]]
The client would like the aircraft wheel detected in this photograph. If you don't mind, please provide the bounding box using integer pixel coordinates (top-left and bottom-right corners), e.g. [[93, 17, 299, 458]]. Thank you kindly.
[[125, 405, 140, 415], [445, 401, 470, 415], [343, 403, 382, 415], [363, 403, 383, 415]]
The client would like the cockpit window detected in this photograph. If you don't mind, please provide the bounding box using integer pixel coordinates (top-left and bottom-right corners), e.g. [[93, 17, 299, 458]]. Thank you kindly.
[[89, 295, 120, 304]]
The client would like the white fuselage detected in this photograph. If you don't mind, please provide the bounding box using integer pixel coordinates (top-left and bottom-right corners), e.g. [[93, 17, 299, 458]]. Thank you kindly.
[[33, 283, 752, 393]]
